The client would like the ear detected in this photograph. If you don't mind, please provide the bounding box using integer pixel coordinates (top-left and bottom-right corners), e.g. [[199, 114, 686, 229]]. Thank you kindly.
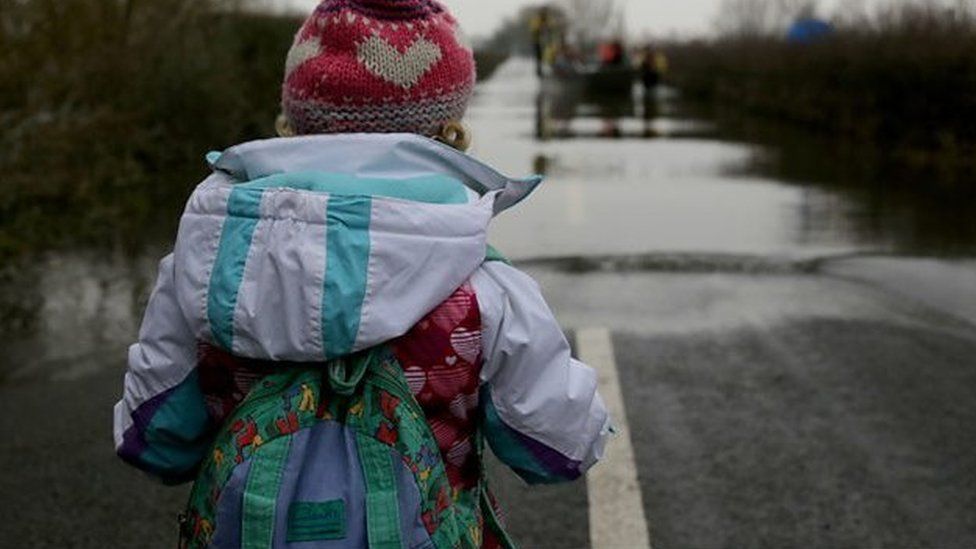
[[275, 114, 295, 138], [434, 121, 471, 152]]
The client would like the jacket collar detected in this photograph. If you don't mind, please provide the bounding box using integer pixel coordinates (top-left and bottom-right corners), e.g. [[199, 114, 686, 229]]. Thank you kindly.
[[209, 133, 542, 215]]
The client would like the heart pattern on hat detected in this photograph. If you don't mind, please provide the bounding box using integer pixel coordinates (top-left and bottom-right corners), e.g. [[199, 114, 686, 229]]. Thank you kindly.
[[282, 1, 476, 135], [285, 37, 323, 78], [357, 35, 443, 88]]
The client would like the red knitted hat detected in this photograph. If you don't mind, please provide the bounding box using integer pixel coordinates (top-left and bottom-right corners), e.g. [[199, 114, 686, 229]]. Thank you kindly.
[[282, 0, 476, 136]]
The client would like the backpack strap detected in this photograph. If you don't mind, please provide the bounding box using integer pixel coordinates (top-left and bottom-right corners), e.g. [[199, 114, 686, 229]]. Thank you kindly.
[[476, 424, 517, 549], [329, 354, 371, 396], [358, 432, 404, 549], [334, 350, 404, 549], [241, 436, 292, 549], [366, 349, 510, 548]]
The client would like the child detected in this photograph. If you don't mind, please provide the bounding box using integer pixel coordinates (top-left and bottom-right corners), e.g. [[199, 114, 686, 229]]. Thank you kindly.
[[113, 1, 610, 547]]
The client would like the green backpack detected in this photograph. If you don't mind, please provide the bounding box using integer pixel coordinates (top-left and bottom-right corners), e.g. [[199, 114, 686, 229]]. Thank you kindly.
[[178, 346, 514, 549]]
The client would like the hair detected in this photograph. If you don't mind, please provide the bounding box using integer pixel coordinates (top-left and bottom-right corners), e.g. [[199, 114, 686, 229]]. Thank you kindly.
[[275, 113, 471, 152]]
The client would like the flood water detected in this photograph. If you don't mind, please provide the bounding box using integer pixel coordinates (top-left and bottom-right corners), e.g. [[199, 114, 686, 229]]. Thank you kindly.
[[475, 59, 976, 260], [1, 57, 974, 381]]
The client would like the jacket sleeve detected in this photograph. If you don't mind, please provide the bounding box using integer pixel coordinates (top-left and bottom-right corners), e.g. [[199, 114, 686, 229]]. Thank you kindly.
[[471, 261, 611, 484], [113, 254, 212, 484]]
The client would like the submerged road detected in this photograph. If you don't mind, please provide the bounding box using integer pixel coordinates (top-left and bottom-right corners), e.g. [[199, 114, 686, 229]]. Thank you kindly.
[[2, 256, 974, 548]]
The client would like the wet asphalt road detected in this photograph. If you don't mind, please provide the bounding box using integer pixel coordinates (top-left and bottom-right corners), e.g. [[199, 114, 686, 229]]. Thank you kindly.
[[2, 259, 974, 549]]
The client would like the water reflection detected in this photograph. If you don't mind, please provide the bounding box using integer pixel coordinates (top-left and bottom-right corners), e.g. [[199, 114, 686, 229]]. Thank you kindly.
[[535, 83, 712, 140], [470, 58, 976, 259], [0, 249, 161, 381], [705, 107, 976, 256]]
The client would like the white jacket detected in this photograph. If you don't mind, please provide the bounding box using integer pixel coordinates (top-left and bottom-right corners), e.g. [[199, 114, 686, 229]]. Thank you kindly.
[[113, 133, 610, 484]]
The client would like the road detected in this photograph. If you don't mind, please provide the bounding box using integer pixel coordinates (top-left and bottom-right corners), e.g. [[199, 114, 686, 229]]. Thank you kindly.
[[2, 257, 974, 548]]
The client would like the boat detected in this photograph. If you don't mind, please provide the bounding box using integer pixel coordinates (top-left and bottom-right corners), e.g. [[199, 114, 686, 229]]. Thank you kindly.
[[575, 65, 636, 96], [546, 63, 636, 97]]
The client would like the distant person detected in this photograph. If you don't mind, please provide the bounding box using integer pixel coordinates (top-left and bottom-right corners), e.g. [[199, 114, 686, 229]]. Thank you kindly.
[[599, 39, 626, 66], [654, 50, 669, 77], [612, 40, 626, 65], [547, 38, 577, 78], [531, 7, 551, 77], [598, 41, 614, 65], [639, 46, 669, 90], [112, 1, 610, 548]]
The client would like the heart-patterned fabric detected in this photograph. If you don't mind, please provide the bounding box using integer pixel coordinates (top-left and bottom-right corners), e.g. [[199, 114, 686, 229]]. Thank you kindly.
[[393, 281, 483, 490]]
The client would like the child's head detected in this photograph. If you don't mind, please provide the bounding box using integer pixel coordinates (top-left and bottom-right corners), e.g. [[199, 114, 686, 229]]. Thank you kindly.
[[280, 0, 475, 144]]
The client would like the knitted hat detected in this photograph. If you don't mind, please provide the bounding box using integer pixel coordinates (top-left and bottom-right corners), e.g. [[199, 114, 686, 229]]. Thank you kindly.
[[282, 0, 476, 136]]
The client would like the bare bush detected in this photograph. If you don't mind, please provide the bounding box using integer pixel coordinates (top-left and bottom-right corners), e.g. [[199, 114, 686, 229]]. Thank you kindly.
[[670, 1, 976, 161], [0, 0, 300, 259], [714, 0, 817, 37]]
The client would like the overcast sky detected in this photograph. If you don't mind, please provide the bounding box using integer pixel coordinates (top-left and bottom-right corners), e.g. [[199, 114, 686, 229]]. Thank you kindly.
[[269, 1, 933, 39], [272, 0, 729, 37]]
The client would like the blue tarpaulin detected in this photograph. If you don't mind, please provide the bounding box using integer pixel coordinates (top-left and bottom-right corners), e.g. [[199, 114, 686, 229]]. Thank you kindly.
[[786, 18, 834, 44]]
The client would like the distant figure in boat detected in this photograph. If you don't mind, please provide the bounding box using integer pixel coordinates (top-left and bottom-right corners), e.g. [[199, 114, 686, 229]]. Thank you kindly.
[[599, 39, 626, 66], [531, 7, 553, 77], [638, 45, 669, 90]]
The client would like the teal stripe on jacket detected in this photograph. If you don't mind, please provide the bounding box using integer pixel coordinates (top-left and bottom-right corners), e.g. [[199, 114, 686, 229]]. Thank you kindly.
[[322, 196, 373, 359], [208, 187, 265, 351], [238, 172, 469, 205], [138, 371, 211, 483], [480, 386, 583, 484]]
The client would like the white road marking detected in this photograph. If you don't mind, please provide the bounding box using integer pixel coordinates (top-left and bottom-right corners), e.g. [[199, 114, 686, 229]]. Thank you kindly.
[[578, 327, 652, 549]]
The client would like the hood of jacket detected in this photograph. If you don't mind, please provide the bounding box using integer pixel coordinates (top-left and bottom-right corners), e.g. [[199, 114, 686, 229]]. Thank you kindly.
[[171, 133, 541, 362]]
